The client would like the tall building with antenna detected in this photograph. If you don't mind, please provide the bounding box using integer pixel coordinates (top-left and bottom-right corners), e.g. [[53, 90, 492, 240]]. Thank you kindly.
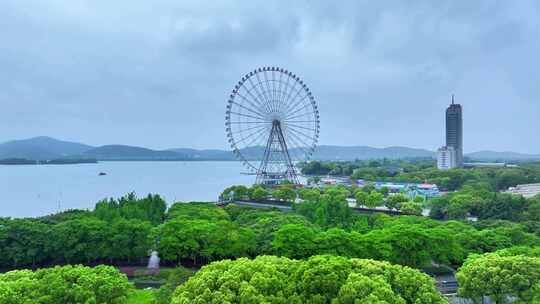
[[438, 95, 463, 169], [446, 95, 463, 167]]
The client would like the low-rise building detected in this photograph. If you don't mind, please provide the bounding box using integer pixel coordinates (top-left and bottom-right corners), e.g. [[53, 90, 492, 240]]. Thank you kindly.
[[374, 181, 440, 199], [437, 146, 457, 170], [505, 183, 540, 198]]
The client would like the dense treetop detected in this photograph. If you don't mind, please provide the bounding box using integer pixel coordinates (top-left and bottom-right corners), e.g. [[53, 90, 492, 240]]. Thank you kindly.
[[172, 255, 447, 304], [456, 249, 540, 303], [0, 265, 132, 304], [1, 189, 539, 271], [2, 188, 540, 303]]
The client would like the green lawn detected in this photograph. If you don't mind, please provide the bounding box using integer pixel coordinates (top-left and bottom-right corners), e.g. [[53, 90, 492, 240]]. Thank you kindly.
[[127, 289, 155, 304]]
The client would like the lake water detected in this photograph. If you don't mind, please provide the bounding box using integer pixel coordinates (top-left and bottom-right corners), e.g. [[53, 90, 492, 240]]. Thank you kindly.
[[1, 161, 253, 218]]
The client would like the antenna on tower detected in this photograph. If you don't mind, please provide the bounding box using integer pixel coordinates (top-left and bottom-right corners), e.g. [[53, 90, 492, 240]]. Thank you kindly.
[[451, 94, 455, 105]]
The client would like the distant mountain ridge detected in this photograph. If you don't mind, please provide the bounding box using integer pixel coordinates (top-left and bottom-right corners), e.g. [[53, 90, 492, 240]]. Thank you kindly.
[[465, 150, 540, 161], [0, 136, 93, 160], [312, 145, 435, 160], [1, 136, 539, 162], [82, 145, 186, 160]]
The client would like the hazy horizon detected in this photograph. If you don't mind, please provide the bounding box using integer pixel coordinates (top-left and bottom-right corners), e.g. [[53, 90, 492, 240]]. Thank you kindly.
[[2, 1, 539, 153], [3, 135, 540, 156]]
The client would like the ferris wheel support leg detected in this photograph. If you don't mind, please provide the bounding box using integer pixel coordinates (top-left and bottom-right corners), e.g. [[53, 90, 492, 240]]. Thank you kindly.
[[256, 120, 299, 186]]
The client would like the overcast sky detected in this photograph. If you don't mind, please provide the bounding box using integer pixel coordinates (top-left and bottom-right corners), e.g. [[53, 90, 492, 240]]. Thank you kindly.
[[1, 1, 539, 153]]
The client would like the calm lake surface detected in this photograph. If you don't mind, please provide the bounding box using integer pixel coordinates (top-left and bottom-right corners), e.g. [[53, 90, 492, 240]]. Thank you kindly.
[[2, 161, 253, 218]]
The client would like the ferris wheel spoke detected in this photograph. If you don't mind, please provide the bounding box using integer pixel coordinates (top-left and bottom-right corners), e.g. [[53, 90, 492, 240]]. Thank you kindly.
[[282, 80, 302, 111], [276, 72, 284, 113], [284, 122, 317, 132], [285, 101, 314, 120], [242, 127, 269, 150], [261, 71, 272, 112], [287, 129, 314, 152], [271, 71, 277, 112], [285, 93, 310, 116], [283, 87, 306, 115], [235, 90, 268, 115], [228, 121, 269, 124], [233, 124, 268, 134], [246, 76, 271, 114], [283, 120, 317, 124], [286, 126, 318, 144], [263, 71, 276, 113], [279, 79, 298, 115], [230, 99, 266, 119], [255, 72, 273, 112], [234, 126, 269, 146], [229, 111, 268, 121], [284, 111, 317, 122], [271, 73, 280, 114], [285, 132, 311, 158], [279, 79, 297, 114], [275, 71, 283, 112], [277, 75, 291, 113]]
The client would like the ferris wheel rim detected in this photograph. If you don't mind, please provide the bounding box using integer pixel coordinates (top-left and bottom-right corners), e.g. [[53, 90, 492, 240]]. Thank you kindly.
[[225, 66, 320, 172]]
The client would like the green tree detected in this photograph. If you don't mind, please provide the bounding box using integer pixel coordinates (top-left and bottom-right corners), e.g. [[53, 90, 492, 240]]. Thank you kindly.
[[153, 219, 256, 264], [315, 228, 355, 257], [413, 195, 425, 203], [355, 191, 368, 207], [333, 273, 405, 304], [457, 253, 540, 303], [299, 188, 321, 202], [271, 224, 317, 259], [109, 219, 152, 263], [274, 187, 297, 202], [526, 196, 540, 221], [51, 218, 112, 264], [171, 255, 446, 304], [0, 219, 50, 268], [399, 201, 423, 215], [294, 189, 353, 229], [250, 186, 269, 202], [365, 191, 384, 208], [220, 185, 249, 201], [167, 202, 230, 221], [94, 193, 166, 225], [0, 265, 132, 304], [385, 194, 408, 210]]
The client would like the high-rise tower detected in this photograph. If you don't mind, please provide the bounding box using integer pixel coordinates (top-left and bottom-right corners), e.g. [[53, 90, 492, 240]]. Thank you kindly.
[[445, 95, 463, 167]]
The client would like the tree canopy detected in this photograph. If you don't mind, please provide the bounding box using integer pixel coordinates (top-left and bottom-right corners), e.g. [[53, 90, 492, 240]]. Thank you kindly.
[[457, 252, 540, 303], [171, 255, 447, 304], [0, 265, 132, 304]]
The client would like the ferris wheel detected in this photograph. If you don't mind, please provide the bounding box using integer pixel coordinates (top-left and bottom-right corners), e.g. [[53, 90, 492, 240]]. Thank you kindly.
[[225, 66, 320, 185]]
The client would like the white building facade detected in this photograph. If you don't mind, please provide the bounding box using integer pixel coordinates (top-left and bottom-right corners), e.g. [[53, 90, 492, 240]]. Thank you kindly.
[[437, 146, 457, 170]]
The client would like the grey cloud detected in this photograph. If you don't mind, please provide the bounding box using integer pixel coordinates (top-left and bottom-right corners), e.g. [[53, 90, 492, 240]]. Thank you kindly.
[[0, 0, 539, 153]]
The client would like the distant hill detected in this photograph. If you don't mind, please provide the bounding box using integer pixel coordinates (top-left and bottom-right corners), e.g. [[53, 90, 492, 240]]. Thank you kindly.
[[311, 145, 435, 160], [169, 145, 436, 161], [3, 136, 539, 162], [168, 148, 234, 160], [465, 151, 540, 161], [0, 136, 93, 160], [82, 145, 188, 160]]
